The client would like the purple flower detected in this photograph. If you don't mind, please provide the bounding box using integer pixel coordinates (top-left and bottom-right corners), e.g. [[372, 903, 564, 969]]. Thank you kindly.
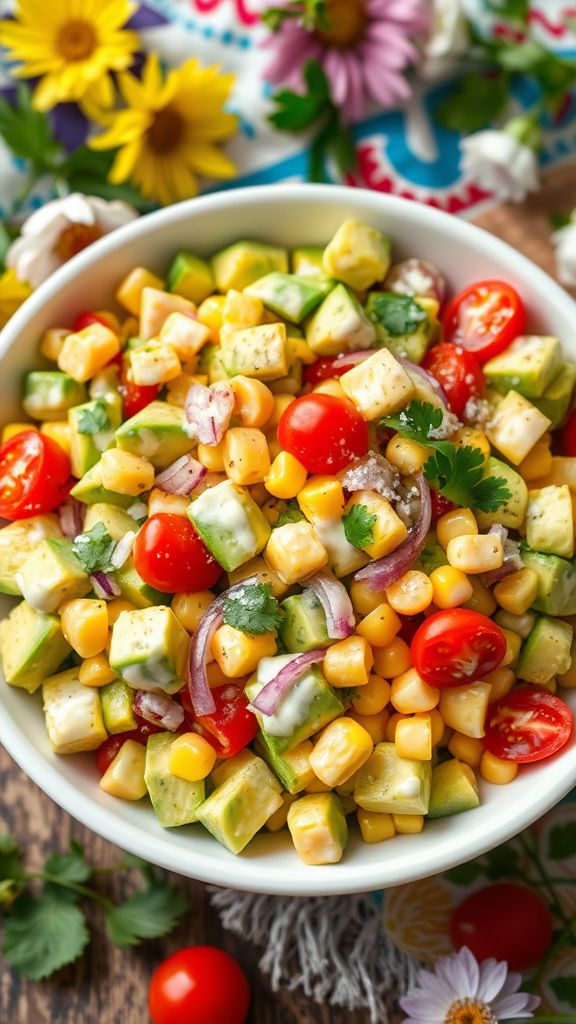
[[263, 0, 430, 122]]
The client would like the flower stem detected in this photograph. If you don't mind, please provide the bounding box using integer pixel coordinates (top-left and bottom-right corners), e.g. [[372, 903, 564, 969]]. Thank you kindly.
[[517, 832, 570, 926], [7, 165, 40, 220], [28, 871, 115, 911]]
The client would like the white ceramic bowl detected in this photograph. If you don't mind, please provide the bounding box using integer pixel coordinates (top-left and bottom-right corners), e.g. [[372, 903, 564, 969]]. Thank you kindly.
[[1, 184, 575, 896]]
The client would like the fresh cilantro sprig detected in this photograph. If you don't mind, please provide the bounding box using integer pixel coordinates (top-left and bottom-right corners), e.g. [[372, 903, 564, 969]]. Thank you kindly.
[[342, 504, 377, 549], [76, 401, 111, 435], [72, 522, 116, 574], [382, 401, 511, 513], [0, 835, 188, 980], [223, 582, 284, 636]]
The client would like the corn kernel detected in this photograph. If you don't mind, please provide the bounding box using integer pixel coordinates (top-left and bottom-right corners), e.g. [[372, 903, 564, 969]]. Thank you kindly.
[[169, 732, 217, 781], [287, 794, 347, 865], [147, 486, 189, 517], [197, 440, 225, 472], [518, 435, 552, 482], [349, 579, 389, 616], [428, 708, 445, 746], [464, 577, 498, 617], [130, 340, 182, 386], [352, 674, 391, 715], [558, 652, 576, 689], [99, 740, 147, 801], [484, 667, 516, 702], [538, 677, 558, 693], [393, 814, 424, 835], [500, 628, 522, 668], [60, 599, 109, 659], [430, 565, 473, 609], [265, 520, 328, 585], [313, 379, 346, 399], [206, 660, 240, 690], [120, 316, 139, 342], [107, 599, 136, 627], [437, 508, 478, 548], [58, 323, 120, 383], [373, 637, 412, 678], [349, 709, 389, 744], [116, 267, 164, 315], [386, 570, 433, 615], [266, 793, 297, 832], [385, 435, 429, 474], [356, 604, 401, 647], [40, 327, 69, 361], [39, 420, 72, 458], [305, 775, 333, 793], [228, 556, 288, 598], [265, 451, 308, 499], [446, 533, 503, 574], [448, 732, 484, 767], [309, 717, 374, 787], [395, 715, 432, 760], [480, 750, 518, 785], [494, 568, 538, 615], [171, 591, 215, 633], [264, 394, 295, 430], [323, 636, 374, 688], [297, 476, 345, 521], [231, 376, 275, 428], [223, 427, 270, 486], [79, 653, 117, 687], [452, 426, 490, 463], [197, 294, 226, 340], [140, 288, 195, 340], [357, 809, 396, 843], [2, 422, 36, 444], [212, 624, 276, 677], [384, 711, 409, 742], [159, 312, 211, 360], [101, 449, 155, 496], [390, 667, 439, 714], [345, 490, 408, 559]]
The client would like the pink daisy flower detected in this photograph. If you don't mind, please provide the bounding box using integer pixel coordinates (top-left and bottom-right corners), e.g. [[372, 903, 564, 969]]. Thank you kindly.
[[262, 0, 430, 122]]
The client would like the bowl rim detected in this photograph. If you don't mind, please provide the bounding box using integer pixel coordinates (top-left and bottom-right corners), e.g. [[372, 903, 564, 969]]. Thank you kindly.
[[1, 183, 576, 895]]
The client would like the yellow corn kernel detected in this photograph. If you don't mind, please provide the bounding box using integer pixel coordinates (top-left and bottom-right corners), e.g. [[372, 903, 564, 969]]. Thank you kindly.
[[309, 717, 374, 787], [464, 577, 498, 617], [107, 599, 136, 627], [349, 708, 389, 744], [130, 341, 182, 387], [99, 739, 147, 801], [386, 570, 433, 616], [395, 714, 432, 760], [159, 312, 211, 361], [539, 677, 558, 693], [265, 520, 327, 585], [166, 373, 206, 408], [39, 420, 72, 458], [147, 486, 189, 517], [266, 435, 282, 461], [2, 422, 36, 444], [452, 427, 490, 463], [393, 813, 424, 835], [323, 636, 374, 688], [480, 750, 518, 785], [228, 556, 288, 598], [518, 435, 552, 482], [171, 591, 215, 633], [120, 315, 139, 342], [447, 533, 503, 574], [428, 708, 445, 746], [356, 604, 401, 648], [101, 448, 155, 496], [384, 711, 408, 741], [493, 568, 538, 615], [439, 682, 492, 738], [58, 323, 120, 383], [558, 653, 576, 689], [345, 490, 408, 559], [116, 267, 164, 315], [265, 451, 308, 500], [40, 326, 69, 361], [430, 565, 473, 609], [264, 394, 295, 430], [266, 793, 298, 832], [140, 288, 196, 340], [60, 598, 109, 659], [390, 667, 439, 714], [385, 435, 429, 474], [169, 732, 217, 782], [500, 628, 522, 668], [207, 660, 241, 690], [313, 379, 346, 399], [78, 653, 117, 687], [437, 508, 478, 549], [230, 376, 275, 428], [352, 674, 391, 715], [223, 289, 263, 327], [223, 427, 270, 486], [373, 637, 412, 678], [448, 732, 484, 767], [297, 476, 345, 521], [484, 666, 516, 702], [211, 623, 276, 677], [197, 440, 225, 472], [286, 333, 316, 366], [349, 579, 389, 616], [305, 775, 333, 793], [357, 809, 396, 844]]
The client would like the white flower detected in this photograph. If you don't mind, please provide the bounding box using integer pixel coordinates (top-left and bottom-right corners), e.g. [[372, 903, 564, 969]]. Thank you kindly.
[[419, 0, 469, 80], [552, 216, 576, 288], [399, 946, 540, 1024], [460, 130, 539, 203], [7, 193, 138, 287]]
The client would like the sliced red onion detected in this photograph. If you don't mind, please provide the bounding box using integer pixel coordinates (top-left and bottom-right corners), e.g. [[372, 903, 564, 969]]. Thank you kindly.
[[304, 572, 355, 640], [154, 454, 206, 496], [91, 571, 121, 599], [481, 526, 523, 587], [185, 382, 235, 446], [399, 357, 449, 409], [111, 531, 136, 570], [251, 650, 325, 716], [328, 349, 375, 371], [58, 498, 85, 540], [354, 473, 432, 591], [384, 258, 446, 303], [134, 690, 184, 732], [339, 451, 400, 501]]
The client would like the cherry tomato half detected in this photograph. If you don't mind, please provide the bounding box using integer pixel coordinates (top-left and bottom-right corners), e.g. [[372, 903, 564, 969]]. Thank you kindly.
[[411, 609, 506, 688], [483, 689, 573, 763], [148, 946, 250, 1024], [196, 684, 258, 759], [72, 311, 113, 332], [113, 352, 160, 419], [561, 407, 576, 456], [133, 513, 222, 594], [278, 393, 369, 474], [0, 430, 71, 520], [422, 342, 485, 418], [303, 350, 373, 386], [95, 720, 162, 775], [442, 280, 526, 363], [430, 489, 456, 523], [451, 883, 554, 970]]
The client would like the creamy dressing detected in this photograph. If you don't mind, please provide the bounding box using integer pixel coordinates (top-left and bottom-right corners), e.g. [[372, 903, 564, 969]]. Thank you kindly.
[[193, 481, 256, 552], [313, 516, 367, 576], [15, 571, 55, 613], [135, 428, 161, 457], [122, 657, 175, 691], [397, 777, 421, 799], [46, 681, 101, 748], [253, 655, 319, 737]]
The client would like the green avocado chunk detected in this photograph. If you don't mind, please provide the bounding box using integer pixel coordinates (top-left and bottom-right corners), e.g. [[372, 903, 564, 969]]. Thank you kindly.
[[115, 557, 167, 608], [220, 322, 288, 381], [246, 272, 331, 324], [22, 371, 87, 421], [196, 754, 282, 853], [145, 732, 205, 828], [109, 606, 188, 695], [101, 679, 137, 734], [354, 742, 431, 815], [365, 292, 435, 364], [254, 733, 314, 794], [68, 394, 122, 478], [279, 591, 331, 653], [188, 479, 271, 572], [14, 538, 90, 613], [198, 342, 229, 383], [475, 457, 528, 531], [526, 484, 574, 558], [115, 400, 193, 470], [521, 547, 576, 616], [291, 246, 325, 278], [0, 514, 63, 596], [428, 760, 480, 819], [533, 362, 576, 428], [70, 460, 134, 508], [305, 284, 376, 356], [483, 335, 562, 399], [517, 615, 573, 684], [167, 251, 214, 304], [0, 600, 71, 694], [211, 240, 289, 293], [83, 503, 136, 543]]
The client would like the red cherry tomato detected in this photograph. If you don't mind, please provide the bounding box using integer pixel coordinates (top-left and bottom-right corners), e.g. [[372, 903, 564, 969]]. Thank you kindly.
[[411, 609, 506, 688], [72, 311, 113, 332], [430, 489, 456, 522], [133, 513, 222, 594], [0, 430, 71, 520], [148, 946, 250, 1024], [484, 689, 573, 763], [422, 342, 485, 418], [303, 350, 373, 386], [278, 393, 369, 474], [451, 883, 554, 970], [561, 407, 576, 455], [95, 719, 163, 775], [113, 352, 159, 419], [442, 280, 526, 363], [196, 684, 258, 759]]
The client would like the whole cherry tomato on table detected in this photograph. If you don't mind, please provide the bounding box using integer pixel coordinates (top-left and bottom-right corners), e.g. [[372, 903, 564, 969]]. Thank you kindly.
[[442, 280, 526, 363], [411, 609, 506, 688], [278, 393, 369, 474], [422, 342, 485, 418], [148, 946, 250, 1024], [451, 883, 554, 970], [0, 430, 71, 519], [133, 513, 222, 593], [483, 689, 573, 762]]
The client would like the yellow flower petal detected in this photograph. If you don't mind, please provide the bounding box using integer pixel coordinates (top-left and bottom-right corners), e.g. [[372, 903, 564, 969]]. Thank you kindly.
[[109, 138, 142, 184], [186, 143, 237, 180]]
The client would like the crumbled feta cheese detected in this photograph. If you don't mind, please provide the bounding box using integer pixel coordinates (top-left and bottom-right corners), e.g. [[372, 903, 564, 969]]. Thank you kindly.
[[463, 396, 491, 427], [340, 451, 400, 500], [428, 409, 461, 440]]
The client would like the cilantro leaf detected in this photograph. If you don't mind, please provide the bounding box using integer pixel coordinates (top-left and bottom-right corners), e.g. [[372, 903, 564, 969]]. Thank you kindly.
[[549, 977, 576, 1009], [0, 834, 22, 883], [436, 73, 508, 133], [470, 473, 514, 513], [277, 500, 305, 526], [369, 294, 428, 338], [43, 842, 91, 902], [3, 891, 89, 980], [548, 822, 576, 860], [72, 523, 116, 574], [105, 878, 188, 948], [60, 146, 152, 211], [342, 504, 377, 549], [223, 582, 284, 636], [269, 60, 330, 132], [382, 401, 444, 444], [0, 83, 61, 166], [76, 401, 110, 435]]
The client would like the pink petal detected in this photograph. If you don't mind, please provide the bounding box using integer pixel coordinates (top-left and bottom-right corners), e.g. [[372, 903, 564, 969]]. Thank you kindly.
[[264, 35, 321, 85], [367, 66, 411, 107], [343, 51, 366, 122], [323, 49, 350, 106], [476, 960, 509, 1003], [492, 993, 541, 1018]]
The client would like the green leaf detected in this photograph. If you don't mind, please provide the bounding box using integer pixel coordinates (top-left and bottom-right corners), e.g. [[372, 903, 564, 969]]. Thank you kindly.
[[484, 844, 519, 880], [276, 500, 305, 526], [0, 222, 18, 272], [60, 146, 150, 211], [43, 841, 91, 899], [496, 39, 547, 73], [445, 862, 483, 885], [551, 213, 573, 230], [0, 83, 61, 166], [3, 891, 89, 980], [269, 59, 330, 132], [382, 401, 444, 444], [549, 977, 576, 1009], [77, 401, 110, 436], [471, 473, 514, 512], [0, 834, 22, 883], [72, 522, 116, 574], [371, 294, 428, 338], [485, 0, 529, 24], [105, 879, 188, 948], [436, 73, 508, 133], [342, 504, 377, 549], [548, 822, 576, 860], [223, 582, 284, 636]]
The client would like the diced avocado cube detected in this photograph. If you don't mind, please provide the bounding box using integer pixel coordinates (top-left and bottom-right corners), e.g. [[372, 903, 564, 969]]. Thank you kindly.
[[211, 240, 288, 293], [291, 246, 325, 278], [68, 394, 122, 478], [167, 251, 214, 304], [245, 272, 330, 324], [526, 484, 574, 558], [493, 609, 536, 639], [414, 531, 447, 575], [0, 601, 71, 693], [340, 347, 415, 420], [521, 547, 576, 616], [14, 538, 90, 613], [322, 219, 391, 291], [365, 292, 436, 364], [198, 342, 229, 383], [428, 760, 480, 819], [145, 732, 205, 827], [517, 615, 573, 684], [196, 754, 282, 853], [245, 656, 344, 755], [22, 371, 87, 421], [101, 679, 137, 734], [486, 390, 551, 466], [70, 460, 134, 508], [305, 284, 376, 356], [0, 514, 62, 596], [475, 458, 528, 531], [279, 591, 331, 653], [255, 734, 315, 794], [287, 793, 348, 864], [42, 668, 107, 754], [220, 322, 287, 381], [354, 742, 431, 815], [189, 479, 270, 572], [533, 362, 576, 428], [211, 748, 260, 787], [115, 400, 193, 470], [83, 503, 135, 543], [109, 606, 188, 694], [115, 557, 167, 608], [484, 335, 562, 399]]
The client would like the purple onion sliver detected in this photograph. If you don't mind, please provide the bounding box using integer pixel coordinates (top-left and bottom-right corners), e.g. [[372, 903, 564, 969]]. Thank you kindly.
[[354, 473, 432, 591], [384, 258, 446, 304], [91, 571, 121, 599], [251, 650, 325, 717], [398, 357, 448, 408], [185, 382, 235, 447], [134, 690, 184, 732], [58, 498, 85, 539], [155, 454, 206, 496], [304, 572, 355, 640]]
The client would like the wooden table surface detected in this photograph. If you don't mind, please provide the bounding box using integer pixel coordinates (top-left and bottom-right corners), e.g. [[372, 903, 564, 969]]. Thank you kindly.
[[1, 165, 575, 1024]]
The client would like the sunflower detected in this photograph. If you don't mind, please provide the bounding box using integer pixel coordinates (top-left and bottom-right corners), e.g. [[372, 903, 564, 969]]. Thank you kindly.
[[0, 0, 139, 111], [0, 269, 32, 329], [89, 54, 237, 207]]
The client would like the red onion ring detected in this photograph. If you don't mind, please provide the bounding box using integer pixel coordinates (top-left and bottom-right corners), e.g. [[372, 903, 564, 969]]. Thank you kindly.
[[154, 454, 206, 496], [91, 571, 121, 599], [58, 498, 84, 540], [481, 526, 523, 587], [134, 690, 184, 732], [185, 382, 235, 446], [353, 473, 432, 591], [304, 572, 355, 639], [250, 650, 325, 716], [399, 357, 449, 408]]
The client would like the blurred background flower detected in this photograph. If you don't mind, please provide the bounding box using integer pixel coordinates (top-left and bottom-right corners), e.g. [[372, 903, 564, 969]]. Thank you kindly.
[[0, 268, 31, 327]]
